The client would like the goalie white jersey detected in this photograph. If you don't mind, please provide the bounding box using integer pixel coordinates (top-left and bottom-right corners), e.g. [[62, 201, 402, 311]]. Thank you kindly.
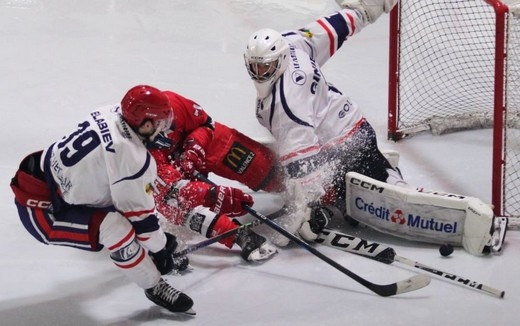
[[255, 9, 367, 168]]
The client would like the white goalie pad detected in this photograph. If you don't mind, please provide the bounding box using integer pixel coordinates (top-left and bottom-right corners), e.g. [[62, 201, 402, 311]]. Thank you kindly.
[[345, 172, 495, 256]]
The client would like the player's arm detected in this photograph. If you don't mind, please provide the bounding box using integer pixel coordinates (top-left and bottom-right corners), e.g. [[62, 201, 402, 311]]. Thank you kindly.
[[336, 0, 397, 24], [282, 8, 365, 67], [163, 91, 215, 177]]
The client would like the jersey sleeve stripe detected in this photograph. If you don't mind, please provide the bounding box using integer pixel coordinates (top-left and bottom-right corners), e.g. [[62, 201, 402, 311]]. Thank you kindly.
[[279, 144, 321, 163], [122, 207, 155, 218], [316, 19, 336, 57]]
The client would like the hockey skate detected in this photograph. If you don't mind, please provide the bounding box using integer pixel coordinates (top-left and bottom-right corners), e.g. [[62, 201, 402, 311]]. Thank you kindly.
[[170, 255, 193, 274], [298, 203, 332, 241], [235, 228, 278, 262], [145, 278, 195, 315]]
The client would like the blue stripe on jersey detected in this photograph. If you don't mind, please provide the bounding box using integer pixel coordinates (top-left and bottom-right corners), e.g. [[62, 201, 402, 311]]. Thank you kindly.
[[279, 74, 314, 128], [269, 85, 277, 131], [323, 11, 351, 50], [281, 31, 297, 37], [303, 40, 315, 60], [113, 152, 151, 185]]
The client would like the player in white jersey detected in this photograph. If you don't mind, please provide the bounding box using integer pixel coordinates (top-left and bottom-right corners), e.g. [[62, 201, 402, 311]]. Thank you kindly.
[[243, 1, 399, 244], [10, 86, 195, 314], [242, 0, 507, 256]]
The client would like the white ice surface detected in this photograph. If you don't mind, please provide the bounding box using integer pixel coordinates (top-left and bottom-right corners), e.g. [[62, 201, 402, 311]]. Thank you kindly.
[[1, 1, 518, 325]]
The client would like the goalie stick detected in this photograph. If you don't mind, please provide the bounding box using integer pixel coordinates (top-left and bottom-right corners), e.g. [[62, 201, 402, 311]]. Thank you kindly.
[[316, 228, 505, 298], [173, 206, 288, 258], [193, 171, 431, 297]]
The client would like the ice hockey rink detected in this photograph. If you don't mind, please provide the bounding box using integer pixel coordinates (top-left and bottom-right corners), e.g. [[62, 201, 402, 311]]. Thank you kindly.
[[1, 0, 519, 325]]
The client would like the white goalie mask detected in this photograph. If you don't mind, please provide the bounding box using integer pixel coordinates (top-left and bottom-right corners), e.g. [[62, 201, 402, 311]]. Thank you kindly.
[[244, 28, 290, 98]]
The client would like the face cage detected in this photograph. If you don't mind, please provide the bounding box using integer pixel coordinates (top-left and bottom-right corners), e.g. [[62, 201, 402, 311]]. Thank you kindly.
[[141, 109, 173, 141], [244, 55, 280, 82]]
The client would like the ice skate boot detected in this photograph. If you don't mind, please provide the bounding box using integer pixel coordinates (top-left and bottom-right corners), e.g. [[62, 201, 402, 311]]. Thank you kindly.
[[145, 278, 195, 315], [298, 203, 332, 241], [171, 255, 193, 274], [235, 227, 278, 262]]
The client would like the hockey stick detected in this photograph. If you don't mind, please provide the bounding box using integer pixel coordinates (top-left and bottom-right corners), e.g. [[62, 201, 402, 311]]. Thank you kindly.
[[317, 228, 505, 298], [193, 171, 431, 297], [173, 206, 288, 258]]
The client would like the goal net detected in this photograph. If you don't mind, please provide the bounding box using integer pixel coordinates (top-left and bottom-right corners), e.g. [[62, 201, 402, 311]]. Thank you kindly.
[[387, 0, 520, 218]]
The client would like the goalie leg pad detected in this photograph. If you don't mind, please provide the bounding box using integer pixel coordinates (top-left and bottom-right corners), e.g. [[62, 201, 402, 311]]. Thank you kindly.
[[345, 172, 496, 256]]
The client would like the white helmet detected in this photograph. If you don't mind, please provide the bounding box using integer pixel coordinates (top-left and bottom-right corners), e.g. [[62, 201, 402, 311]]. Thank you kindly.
[[244, 28, 290, 98]]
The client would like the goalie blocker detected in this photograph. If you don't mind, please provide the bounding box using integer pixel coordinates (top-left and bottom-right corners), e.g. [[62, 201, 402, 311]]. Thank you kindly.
[[345, 172, 507, 256]]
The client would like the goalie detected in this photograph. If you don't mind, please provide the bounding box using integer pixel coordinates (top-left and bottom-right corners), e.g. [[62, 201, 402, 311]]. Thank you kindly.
[[240, 0, 506, 256]]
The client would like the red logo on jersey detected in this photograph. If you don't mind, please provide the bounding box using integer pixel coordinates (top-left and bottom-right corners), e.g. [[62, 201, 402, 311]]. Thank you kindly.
[[390, 209, 406, 225]]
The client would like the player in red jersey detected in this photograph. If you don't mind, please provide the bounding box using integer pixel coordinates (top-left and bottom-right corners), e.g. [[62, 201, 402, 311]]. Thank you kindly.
[[123, 85, 279, 262], [149, 88, 284, 193]]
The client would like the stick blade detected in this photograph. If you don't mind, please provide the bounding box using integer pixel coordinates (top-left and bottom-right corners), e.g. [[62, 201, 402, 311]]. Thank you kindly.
[[369, 274, 431, 297], [395, 274, 431, 295]]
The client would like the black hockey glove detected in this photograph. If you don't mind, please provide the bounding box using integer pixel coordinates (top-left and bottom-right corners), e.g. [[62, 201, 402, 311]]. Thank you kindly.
[[149, 233, 178, 275]]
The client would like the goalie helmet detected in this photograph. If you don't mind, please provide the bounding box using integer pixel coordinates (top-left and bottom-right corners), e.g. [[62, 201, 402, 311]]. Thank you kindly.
[[244, 28, 289, 98], [121, 85, 174, 136]]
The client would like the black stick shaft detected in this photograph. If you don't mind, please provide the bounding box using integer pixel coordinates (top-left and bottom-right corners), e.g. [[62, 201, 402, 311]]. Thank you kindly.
[[194, 172, 430, 297], [318, 228, 505, 298]]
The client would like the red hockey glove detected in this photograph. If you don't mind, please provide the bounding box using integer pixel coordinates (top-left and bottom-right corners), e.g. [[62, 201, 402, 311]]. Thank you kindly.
[[178, 141, 206, 177], [204, 185, 254, 217]]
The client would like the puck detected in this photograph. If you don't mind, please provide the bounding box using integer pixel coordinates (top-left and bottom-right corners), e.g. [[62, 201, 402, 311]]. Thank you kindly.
[[439, 244, 454, 257]]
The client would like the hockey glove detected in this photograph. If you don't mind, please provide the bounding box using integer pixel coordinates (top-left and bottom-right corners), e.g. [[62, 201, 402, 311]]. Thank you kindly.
[[150, 233, 181, 275], [178, 141, 206, 177], [204, 185, 254, 217]]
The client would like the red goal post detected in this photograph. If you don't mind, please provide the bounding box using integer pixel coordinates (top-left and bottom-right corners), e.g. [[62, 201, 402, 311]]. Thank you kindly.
[[387, 0, 520, 218]]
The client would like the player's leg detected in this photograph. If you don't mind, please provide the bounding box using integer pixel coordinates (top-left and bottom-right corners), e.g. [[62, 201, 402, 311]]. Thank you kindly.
[[98, 212, 194, 313], [205, 122, 284, 192]]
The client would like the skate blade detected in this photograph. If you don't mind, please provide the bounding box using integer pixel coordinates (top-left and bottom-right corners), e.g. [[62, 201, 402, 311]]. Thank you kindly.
[[182, 308, 197, 316], [248, 245, 278, 262]]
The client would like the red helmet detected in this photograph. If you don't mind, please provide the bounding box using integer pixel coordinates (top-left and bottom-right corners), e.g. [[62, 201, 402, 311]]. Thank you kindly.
[[121, 85, 173, 130]]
